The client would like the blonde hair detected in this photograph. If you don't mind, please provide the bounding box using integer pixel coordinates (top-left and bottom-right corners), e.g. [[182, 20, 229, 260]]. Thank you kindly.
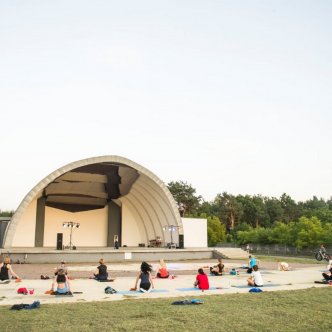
[[159, 259, 166, 267], [3, 257, 11, 264]]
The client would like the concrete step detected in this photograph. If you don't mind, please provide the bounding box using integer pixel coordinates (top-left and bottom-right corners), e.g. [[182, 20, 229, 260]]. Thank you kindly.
[[213, 247, 249, 260]]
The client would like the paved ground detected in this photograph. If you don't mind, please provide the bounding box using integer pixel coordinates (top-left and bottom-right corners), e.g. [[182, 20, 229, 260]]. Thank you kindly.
[[0, 259, 329, 306]]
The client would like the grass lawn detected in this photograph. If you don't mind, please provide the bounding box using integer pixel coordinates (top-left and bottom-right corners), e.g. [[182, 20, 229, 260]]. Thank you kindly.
[[1, 288, 331, 332], [256, 255, 325, 265]]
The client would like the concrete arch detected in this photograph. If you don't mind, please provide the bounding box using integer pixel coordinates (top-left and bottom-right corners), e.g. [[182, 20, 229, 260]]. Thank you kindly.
[[3, 155, 182, 248]]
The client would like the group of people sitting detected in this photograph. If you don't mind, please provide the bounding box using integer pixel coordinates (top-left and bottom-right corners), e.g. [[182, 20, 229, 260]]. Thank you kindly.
[[2, 255, 290, 294]]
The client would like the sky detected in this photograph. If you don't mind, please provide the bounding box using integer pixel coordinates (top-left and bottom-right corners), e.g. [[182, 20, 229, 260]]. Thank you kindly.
[[1, 0, 332, 210]]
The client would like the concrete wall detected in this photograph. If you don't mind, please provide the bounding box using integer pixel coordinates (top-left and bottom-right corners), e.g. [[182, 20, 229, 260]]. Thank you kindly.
[[12, 197, 37, 247], [44, 206, 108, 247], [182, 218, 207, 248], [7, 249, 214, 263], [121, 203, 143, 246]]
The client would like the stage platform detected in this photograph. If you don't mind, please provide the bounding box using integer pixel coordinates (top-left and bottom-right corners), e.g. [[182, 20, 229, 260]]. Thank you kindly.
[[0, 247, 216, 264]]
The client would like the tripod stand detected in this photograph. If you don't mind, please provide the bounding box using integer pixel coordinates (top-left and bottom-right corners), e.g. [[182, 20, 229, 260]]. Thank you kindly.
[[62, 222, 80, 250]]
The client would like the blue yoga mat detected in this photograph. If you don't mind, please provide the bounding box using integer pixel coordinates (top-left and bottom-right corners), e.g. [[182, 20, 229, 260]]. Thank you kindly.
[[235, 284, 281, 288], [176, 287, 219, 291], [116, 289, 169, 295]]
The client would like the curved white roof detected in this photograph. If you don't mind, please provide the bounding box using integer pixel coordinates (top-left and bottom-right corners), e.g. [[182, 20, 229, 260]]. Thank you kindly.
[[3, 155, 182, 248]]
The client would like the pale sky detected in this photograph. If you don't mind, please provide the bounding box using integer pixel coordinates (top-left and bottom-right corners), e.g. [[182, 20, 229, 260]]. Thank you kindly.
[[1, 1, 331, 210]]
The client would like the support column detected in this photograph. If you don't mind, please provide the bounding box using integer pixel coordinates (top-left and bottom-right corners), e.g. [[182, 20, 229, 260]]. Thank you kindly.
[[107, 201, 122, 247], [35, 196, 46, 247]]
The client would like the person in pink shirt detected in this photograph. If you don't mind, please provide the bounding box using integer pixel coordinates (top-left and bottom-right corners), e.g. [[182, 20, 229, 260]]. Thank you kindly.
[[194, 268, 209, 290]]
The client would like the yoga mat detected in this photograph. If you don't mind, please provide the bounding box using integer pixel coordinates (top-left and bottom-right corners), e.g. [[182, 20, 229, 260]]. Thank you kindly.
[[235, 284, 281, 288], [97, 279, 115, 282], [176, 287, 219, 291], [0, 280, 10, 284], [116, 289, 169, 295]]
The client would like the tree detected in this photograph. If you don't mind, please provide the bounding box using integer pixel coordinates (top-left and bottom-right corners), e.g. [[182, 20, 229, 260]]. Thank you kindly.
[[213, 192, 243, 231], [264, 197, 284, 224], [207, 216, 226, 246], [0, 210, 14, 217], [167, 181, 202, 217], [280, 193, 302, 223], [237, 195, 269, 228], [293, 216, 325, 249]]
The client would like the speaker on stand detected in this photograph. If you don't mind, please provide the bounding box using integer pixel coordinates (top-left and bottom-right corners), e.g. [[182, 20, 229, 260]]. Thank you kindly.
[[179, 234, 184, 249], [56, 233, 63, 250]]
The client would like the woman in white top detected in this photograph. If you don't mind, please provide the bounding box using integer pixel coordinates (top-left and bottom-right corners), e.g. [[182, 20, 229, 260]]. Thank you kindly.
[[247, 265, 263, 287]]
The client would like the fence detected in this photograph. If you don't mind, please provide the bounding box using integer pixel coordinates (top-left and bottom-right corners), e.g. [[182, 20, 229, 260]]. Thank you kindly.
[[216, 242, 324, 257]]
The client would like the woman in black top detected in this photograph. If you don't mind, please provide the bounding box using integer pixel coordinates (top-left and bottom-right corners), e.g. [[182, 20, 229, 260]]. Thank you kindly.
[[51, 268, 71, 294], [0, 257, 20, 281], [210, 258, 224, 276], [132, 261, 154, 293], [94, 259, 108, 280]]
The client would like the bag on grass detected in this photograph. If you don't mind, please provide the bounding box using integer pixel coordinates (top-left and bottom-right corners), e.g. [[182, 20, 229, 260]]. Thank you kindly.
[[249, 287, 263, 293], [105, 286, 117, 294], [172, 299, 204, 305]]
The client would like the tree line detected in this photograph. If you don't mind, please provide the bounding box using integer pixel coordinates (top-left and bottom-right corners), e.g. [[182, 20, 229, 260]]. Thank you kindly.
[[2, 181, 332, 249], [167, 181, 332, 248]]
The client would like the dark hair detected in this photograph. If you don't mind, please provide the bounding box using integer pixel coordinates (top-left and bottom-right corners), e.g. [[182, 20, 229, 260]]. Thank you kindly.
[[198, 268, 205, 275], [253, 265, 259, 271], [141, 261, 152, 273]]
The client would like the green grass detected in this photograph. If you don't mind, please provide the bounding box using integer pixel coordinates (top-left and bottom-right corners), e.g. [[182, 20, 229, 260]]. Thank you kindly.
[[256, 255, 325, 264], [1, 288, 332, 331]]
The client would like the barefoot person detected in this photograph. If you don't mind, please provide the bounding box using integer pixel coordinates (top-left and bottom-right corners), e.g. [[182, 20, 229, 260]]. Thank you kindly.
[[132, 262, 154, 293], [247, 265, 264, 287], [0, 257, 21, 282], [194, 268, 209, 290]]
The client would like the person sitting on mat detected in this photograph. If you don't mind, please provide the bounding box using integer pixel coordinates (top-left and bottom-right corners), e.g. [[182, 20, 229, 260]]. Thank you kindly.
[[0, 257, 21, 282], [247, 265, 264, 287], [51, 268, 71, 294], [132, 261, 154, 293], [322, 266, 332, 281], [210, 258, 224, 276], [155, 259, 169, 278], [93, 259, 109, 281], [194, 268, 209, 290], [247, 255, 259, 273]]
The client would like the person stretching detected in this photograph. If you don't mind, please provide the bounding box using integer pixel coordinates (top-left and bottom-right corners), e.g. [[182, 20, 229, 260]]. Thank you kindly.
[[133, 262, 154, 293], [51, 268, 71, 294], [247, 265, 264, 287], [194, 268, 209, 290], [0, 257, 21, 282], [155, 259, 169, 278], [210, 258, 224, 276], [93, 259, 109, 281]]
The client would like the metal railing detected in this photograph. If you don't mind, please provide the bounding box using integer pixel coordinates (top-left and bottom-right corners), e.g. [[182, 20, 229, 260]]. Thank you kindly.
[[215, 242, 325, 257]]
